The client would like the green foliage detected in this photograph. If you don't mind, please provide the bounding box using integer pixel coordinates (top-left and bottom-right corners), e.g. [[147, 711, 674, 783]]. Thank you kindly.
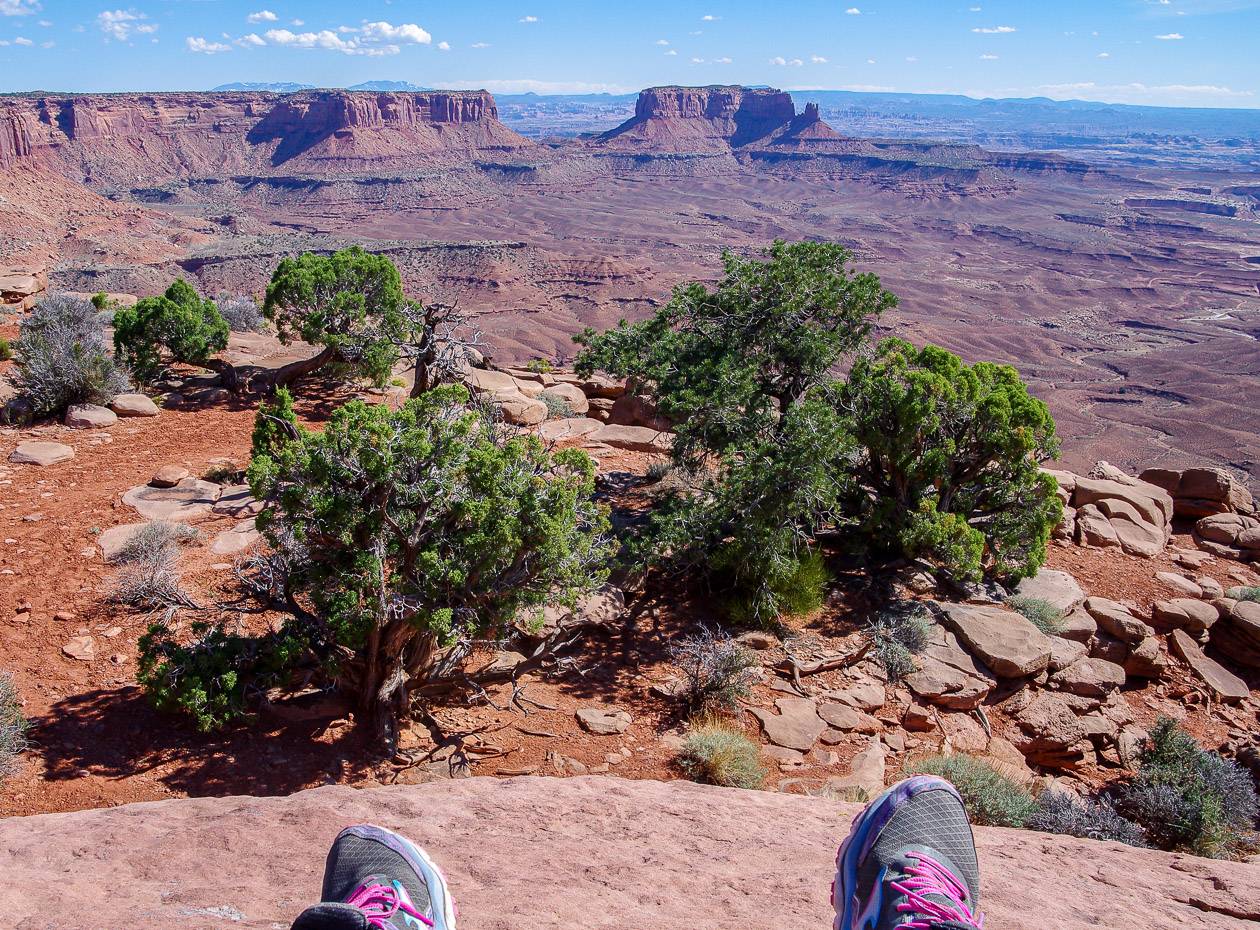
[[576, 239, 896, 468], [1004, 595, 1065, 635], [250, 387, 302, 462], [909, 753, 1036, 827], [1025, 791, 1147, 847], [0, 337, 11, 362], [835, 338, 1062, 583], [263, 246, 404, 386], [525, 357, 554, 374], [1115, 717, 1259, 859], [726, 547, 829, 626], [865, 602, 933, 682], [14, 293, 130, 416], [677, 724, 767, 789], [542, 393, 576, 419], [1231, 586, 1260, 603], [668, 626, 759, 714], [112, 279, 229, 383], [90, 291, 115, 311], [142, 386, 613, 737], [0, 671, 27, 781], [138, 621, 305, 732]]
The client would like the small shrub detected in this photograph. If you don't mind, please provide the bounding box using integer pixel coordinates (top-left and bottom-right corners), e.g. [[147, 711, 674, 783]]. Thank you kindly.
[[110, 559, 194, 609], [1115, 716, 1260, 859], [727, 548, 829, 627], [14, 293, 130, 416], [1005, 595, 1065, 635], [215, 295, 267, 333], [865, 602, 933, 682], [909, 753, 1036, 827], [1232, 586, 1260, 603], [526, 357, 554, 374], [0, 337, 12, 362], [668, 626, 759, 714], [677, 724, 766, 789], [110, 521, 199, 565], [113, 279, 229, 383], [1025, 791, 1146, 847], [645, 460, 672, 482], [542, 393, 576, 419], [0, 672, 28, 780], [91, 292, 116, 311]]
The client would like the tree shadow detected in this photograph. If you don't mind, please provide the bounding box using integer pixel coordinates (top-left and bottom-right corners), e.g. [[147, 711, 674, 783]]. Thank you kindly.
[[32, 686, 380, 799]]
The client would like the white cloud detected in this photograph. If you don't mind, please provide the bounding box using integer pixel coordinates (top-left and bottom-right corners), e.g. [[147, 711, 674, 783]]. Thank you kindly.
[[136, 22, 157, 34], [246, 10, 277, 23], [519, 15, 538, 23], [97, 9, 151, 42], [471, 41, 490, 48], [0, 0, 40, 16], [446, 79, 630, 94], [713, 56, 732, 63], [290, 18, 303, 26], [972, 25, 1016, 33], [905, 55, 918, 61], [770, 55, 804, 66], [769, 55, 786, 65], [866, 57, 876, 63], [690, 56, 704, 62], [980, 53, 999, 59], [13, 34, 31, 44], [39, 38, 50, 46], [702, 14, 720, 21], [655, 38, 669, 45], [37, 18, 50, 26], [262, 26, 419, 56], [187, 35, 230, 53], [1098, 51, 1110, 58], [845, 7, 861, 13], [236, 32, 265, 47], [437, 40, 450, 50], [969, 5, 981, 10], [360, 21, 431, 45], [1155, 32, 1184, 39], [664, 48, 677, 55], [810, 54, 828, 63]]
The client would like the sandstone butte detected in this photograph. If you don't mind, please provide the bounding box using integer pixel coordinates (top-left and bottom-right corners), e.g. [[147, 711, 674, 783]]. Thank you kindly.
[[2, 776, 1257, 930]]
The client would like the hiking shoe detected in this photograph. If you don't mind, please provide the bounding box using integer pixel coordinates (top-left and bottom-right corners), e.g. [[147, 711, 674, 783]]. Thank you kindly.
[[291, 824, 456, 930], [832, 775, 982, 930]]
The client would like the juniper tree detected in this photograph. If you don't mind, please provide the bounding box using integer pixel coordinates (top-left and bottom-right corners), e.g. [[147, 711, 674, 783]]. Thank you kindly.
[[112, 279, 232, 386]]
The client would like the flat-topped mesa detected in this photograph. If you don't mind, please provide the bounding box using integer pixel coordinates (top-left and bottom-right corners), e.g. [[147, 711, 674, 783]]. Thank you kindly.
[[599, 85, 813, 151], [0, 90, 530, 174]]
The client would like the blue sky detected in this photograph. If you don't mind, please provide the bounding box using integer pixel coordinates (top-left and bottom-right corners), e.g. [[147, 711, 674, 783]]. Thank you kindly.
[[2, 1, 1258, 108]]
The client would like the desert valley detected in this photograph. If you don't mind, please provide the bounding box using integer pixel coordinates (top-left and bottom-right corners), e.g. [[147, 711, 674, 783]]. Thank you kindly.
[[2, 75, 1260, 930]]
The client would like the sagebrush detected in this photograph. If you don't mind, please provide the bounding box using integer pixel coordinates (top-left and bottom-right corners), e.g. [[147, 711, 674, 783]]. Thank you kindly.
[[1025, 791, 1146, 847], [1004, 595, 1065, 635], [676, 724, 766, 789], [668, 626, 759, 714], [0, 672, 27, 780], [216, 295, 267, 333], [865, 603, 933, 682], [13, 294, 130, 416], [908, 753, 1036, 827]]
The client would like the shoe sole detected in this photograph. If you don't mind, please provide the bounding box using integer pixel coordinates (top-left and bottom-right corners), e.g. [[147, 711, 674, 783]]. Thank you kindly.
[[338, 825, 458, 930], [831, 775, 961, 930]]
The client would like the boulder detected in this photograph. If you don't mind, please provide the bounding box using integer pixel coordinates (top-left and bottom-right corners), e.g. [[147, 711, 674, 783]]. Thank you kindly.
[[1151, 598, 1219, 637], [1075, 503, 1119, 549], [64, 403, 117, 429], [1084, 597, 1154, 645], [904, 625, 996, 710], [1123, 637, 1167, 679], [822, 680, 885, 712], [97, 522, 150, 562], [609, 392, 670, 431], [575, 708, 632, 736], [823, 737, 886, 798], [1050, 657, 1125, 699], [1169, 629, 1248, 703], [1154, 572, 1202, 598], [1071, 471, 1172, 557], [1089, 633, 1128, 666], [1013, 693, 1089, 769], [150, 465, 190, 488], [538, 417, 604, 442], [122, 478, 220, 522], [587, 424, 672, 453], [110, 393, 160, 418], [1209, 599, 1260, 668], [210, 519, 261, 557], [1194, 513, 1260, 562], [749, 698, 826, 752], [1140, 466, 1254, 518], [540, 383, 590, 416], [936, 602, 1053, 678], [1014, 569, 1085, 614], [212, 485, 263, 518], [1057, 608, 1097, 644], [1047, 638, 1089, 674], [817, 703, 881, 734], [8, 440, 74, 466]]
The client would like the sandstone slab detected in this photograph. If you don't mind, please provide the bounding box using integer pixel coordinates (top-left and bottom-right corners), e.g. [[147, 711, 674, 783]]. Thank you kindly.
[[1084, 597, 1153, 645], [1169, 629, 1248, 703], [97, 522, 150, 562], [748, 697, 825, 752], [575, 708, 632, 736], [904, 625, 996, 710], [937, 602, 1053, 678], [537, 417, 604, 443], [817, 703, 881, 734], [1015, 569, 1085, 614], [122, 478, 219, 522], [210, 519, 261, 557], [1152, 598, 1219, 637], [587, 424, 672, 453], [8, 440, 74, 466], [1050, 657, 1125, 698]]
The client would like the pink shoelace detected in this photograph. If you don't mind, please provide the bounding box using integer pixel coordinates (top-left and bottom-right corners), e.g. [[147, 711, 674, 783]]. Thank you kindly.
[[888, 853, 983, 930], [345, 880, 434, 929]]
